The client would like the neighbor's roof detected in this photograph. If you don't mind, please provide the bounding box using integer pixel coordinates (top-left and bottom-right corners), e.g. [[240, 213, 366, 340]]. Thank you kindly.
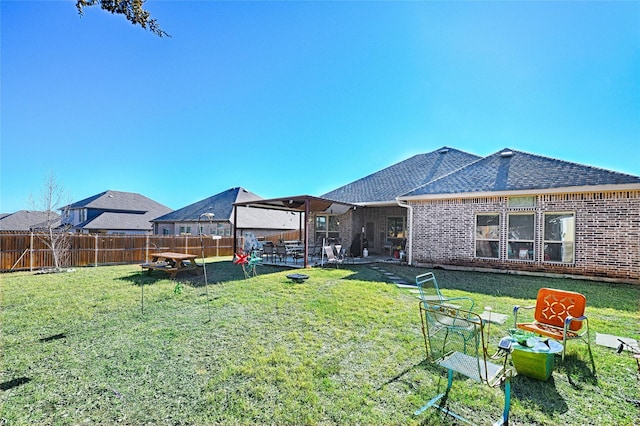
[[321, 147, 480, 203], [0, 210, 61, 231], [153, 187, 300, 230], [402, 148, 640, 198], [78, 212, 165, 231], [65, 190, 172, 231], [64, 190, 171, 214]]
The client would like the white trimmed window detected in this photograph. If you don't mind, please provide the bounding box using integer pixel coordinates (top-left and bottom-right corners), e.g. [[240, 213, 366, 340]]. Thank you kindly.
[[543, 212, 575, 263], [387, 217, 406, 238], [508, 213, 535, 260], [315, 215, 340, 242], [475, 214, 500, 258]]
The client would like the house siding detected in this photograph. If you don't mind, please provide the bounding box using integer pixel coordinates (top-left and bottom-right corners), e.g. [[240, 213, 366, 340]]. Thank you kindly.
[[410, 190, 640, 281]]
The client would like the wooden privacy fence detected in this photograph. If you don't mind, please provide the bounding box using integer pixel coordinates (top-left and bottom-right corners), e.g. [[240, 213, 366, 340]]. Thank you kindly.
[[0, 233, 237, 272], [0, 230, 302, 272]]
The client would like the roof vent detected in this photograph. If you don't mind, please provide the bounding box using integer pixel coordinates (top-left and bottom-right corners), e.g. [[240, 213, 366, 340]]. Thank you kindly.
[[438, 148, 450, 154], [500, 150, 513, 157]]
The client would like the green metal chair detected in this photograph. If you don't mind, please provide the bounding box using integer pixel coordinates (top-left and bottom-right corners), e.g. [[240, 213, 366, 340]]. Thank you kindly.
[[416, 272, 475, 312], [416, 272, 477, 353], [415, 303, 512, 426]]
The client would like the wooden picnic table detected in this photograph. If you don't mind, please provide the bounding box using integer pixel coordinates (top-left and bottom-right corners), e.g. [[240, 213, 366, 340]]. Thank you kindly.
[[141, 252, 201, 279]]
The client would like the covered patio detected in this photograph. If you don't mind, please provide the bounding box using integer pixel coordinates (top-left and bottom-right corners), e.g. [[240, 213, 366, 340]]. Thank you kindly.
[[233, 195, 364, 268]]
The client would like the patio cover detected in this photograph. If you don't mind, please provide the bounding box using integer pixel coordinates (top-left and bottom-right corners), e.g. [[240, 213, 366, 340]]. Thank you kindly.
[[233, 195, 359, 268]]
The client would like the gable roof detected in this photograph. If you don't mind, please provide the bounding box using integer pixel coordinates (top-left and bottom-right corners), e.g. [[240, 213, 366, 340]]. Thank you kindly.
[[0, 210, 61, 231], [402, 148, 640, 198], [64, 190, 170, 214], [64, 190, 172, 232], [153, 187, 299, 230], [79, 212, 164, 231], [153, 187, 258, 222], [321, 147, 481, 204]]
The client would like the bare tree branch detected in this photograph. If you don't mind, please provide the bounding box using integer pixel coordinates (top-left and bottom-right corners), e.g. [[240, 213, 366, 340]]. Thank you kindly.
[[29, 172, 72, 271]]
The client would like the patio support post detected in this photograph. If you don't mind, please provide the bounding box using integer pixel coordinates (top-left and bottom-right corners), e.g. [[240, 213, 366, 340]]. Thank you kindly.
[[304, 199, 310, 268], [232, 205, 238, 255]]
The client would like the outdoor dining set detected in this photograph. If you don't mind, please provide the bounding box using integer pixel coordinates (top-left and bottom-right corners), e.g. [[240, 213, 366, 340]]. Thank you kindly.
[[260, 240, 347, 266]]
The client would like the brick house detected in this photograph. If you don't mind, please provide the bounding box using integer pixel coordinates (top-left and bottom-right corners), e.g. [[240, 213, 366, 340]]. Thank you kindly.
[[321, 147, 640, 282]]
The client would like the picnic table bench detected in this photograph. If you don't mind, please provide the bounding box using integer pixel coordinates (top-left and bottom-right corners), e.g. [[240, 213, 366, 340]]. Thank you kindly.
[[141, 252, 201, 279]]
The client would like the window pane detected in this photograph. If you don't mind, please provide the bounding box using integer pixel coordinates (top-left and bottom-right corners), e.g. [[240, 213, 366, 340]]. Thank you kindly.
[[476, 241, 499, 258], [544, 242, 575, 262], [508, 214, 534, 240], [315, 216, 327, 232], [328, 216, 339, 232], [476, 214, 499, 239], [544, 213, 575, 242], [508, 196, 535, 208], [508, 242, 534, 260], [387, 217, 404, 238]]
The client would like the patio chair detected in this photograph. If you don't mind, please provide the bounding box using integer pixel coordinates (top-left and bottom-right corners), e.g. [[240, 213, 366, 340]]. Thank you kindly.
[[308, 245, 322, 261], [415, 303, 512, 426], [275, 244, 287, 263], [416, 272, 475, 312], [262, 243, 275, 263], [322, 245, 343, 268], [513, 287, 592, 361]]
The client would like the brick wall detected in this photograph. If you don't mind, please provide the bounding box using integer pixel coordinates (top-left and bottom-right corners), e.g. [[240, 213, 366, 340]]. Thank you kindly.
[[409, 191, 640, 282]]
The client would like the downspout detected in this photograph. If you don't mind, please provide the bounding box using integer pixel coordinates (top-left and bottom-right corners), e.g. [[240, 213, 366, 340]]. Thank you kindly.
[[396, 197, 413, 266]]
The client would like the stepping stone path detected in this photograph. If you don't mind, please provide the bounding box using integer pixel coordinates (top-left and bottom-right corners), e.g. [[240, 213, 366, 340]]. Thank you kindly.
[[371, 266, 416, 294], [369, 265, 509, 324]]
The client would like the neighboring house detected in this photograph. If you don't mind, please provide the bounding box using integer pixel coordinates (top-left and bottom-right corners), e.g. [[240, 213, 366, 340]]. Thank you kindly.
[[321, 147, 640, 281], [61, 190, 172, 235], [152, 187, 300, 237], [0, 210, 61, 231]]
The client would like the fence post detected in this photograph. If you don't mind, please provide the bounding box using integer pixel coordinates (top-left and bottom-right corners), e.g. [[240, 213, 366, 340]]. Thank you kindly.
[[145, 234, 149, 262], [30, 232, 34, 272], [94, 234, 98, 267]]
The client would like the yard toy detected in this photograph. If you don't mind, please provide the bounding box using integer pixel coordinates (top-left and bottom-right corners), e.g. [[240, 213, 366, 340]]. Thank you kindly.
[[234, 249, 261, 278]]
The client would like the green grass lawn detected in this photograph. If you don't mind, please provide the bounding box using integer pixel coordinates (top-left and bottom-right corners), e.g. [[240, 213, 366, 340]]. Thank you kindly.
[[1, 259, 638, 425]]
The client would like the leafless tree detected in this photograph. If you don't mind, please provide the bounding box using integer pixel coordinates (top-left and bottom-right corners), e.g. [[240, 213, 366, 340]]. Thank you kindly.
[[29, 173, 72, 271]]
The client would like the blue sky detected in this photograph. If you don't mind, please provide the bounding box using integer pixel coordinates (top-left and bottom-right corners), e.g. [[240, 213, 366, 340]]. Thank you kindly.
[[2, 1, 639, 213]]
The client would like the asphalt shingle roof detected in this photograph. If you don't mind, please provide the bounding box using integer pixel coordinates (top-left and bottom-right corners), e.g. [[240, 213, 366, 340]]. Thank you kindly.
[[79, 212, 162, 231], [0, 210, 61, 231], [404, 148, 640, 197], [65, 190, 170, 213], [64, 190, 171, 231], [321, 147, 481, 203], [152, 187, 299, 230], [153, 187, 257, 222]]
